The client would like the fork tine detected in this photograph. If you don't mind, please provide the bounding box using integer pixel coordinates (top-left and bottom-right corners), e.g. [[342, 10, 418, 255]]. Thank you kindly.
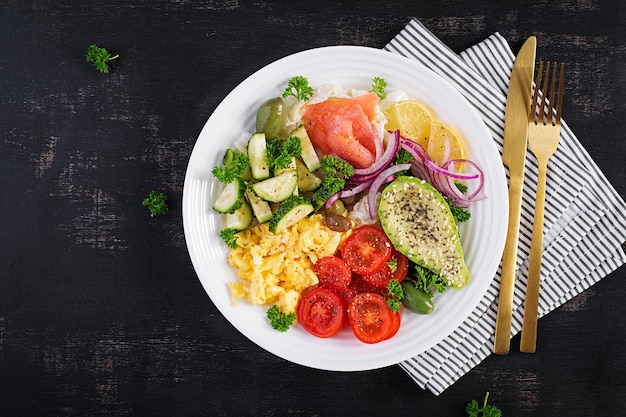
[[556, 63, 565, 126], [530, 61, 543, 123], [548, 62, 558, 124], [539, 61, 551, 124]]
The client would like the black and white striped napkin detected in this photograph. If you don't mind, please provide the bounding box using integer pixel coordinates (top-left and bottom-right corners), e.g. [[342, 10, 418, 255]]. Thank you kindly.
[[384, 19, 626, 395]]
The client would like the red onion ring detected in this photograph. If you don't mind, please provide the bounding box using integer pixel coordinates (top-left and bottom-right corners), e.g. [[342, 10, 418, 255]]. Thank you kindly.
[[366, 163, 413, 218]]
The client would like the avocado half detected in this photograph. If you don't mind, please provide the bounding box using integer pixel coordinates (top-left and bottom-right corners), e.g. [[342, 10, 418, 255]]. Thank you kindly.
[[378, 176, 470, 289]]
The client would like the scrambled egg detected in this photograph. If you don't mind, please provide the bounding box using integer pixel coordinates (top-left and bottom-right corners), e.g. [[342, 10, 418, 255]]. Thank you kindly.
[[227, 214, 350, 313]]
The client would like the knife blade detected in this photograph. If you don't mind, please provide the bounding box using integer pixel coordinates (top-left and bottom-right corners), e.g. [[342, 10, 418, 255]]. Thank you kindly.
[[493, 36, 537, 355]]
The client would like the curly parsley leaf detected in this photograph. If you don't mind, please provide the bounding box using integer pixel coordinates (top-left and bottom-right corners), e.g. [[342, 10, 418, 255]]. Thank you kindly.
[[370, 76, 388, 100], [265, 136, 302, 172], [142, 190, 169, 217], [411, 263, 447, 297], [466, 392, 502, 417], [219, 228, 239, 249], [282, 76, 314, 101], [446, 199, 472, 223], [266, 305, 296, 332], [86, 44, 119, 74], [455, 182, 468, 193], [311, 155, 354, 207], [386, 279, 404, 313], [212, 149, 250, 183]]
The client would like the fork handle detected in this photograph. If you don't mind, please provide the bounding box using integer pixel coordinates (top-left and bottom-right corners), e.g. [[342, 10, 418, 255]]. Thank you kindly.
[[520, 162, 549, 353]]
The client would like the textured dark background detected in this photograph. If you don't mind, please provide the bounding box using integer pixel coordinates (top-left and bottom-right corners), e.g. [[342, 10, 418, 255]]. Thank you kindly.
[[1, 1, 625, 416]]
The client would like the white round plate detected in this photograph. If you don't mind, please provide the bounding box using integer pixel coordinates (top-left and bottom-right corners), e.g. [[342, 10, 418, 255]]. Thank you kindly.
[[183, 45, 507, 371]]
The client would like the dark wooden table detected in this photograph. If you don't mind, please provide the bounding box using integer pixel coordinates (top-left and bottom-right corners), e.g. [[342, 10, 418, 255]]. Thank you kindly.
[[2, 1, 625, 416]]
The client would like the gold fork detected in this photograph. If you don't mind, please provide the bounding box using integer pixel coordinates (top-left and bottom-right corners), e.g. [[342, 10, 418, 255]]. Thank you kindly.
[[520, 61, 565, 353]]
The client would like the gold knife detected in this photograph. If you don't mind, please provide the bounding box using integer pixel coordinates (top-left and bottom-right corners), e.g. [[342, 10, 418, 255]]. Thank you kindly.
[[493, 36, 537, 355]]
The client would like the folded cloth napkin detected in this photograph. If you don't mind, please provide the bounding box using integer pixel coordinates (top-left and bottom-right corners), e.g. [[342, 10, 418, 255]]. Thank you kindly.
[[384, 19, 626, 395]]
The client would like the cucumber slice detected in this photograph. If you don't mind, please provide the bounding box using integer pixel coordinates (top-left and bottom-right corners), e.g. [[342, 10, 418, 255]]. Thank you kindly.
[[291, 125, 321, 172], [212, 177, 245, 214], [246, 188, 273, 224], [224, 200, 253, 231], [269, 196, 314, 234], [250, 170, 298, 203], [295, 158, 322, 192], [248, 133, 270, 180]]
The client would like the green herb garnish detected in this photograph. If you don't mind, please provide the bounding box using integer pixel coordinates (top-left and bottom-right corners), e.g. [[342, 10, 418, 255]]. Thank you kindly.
[[412, 263, 447, 298], [265, 136, 302, 172], [86, 44, 119, 74], [142, 190, 169, 217], [385, 279, 404, 313], [311, 155, 354, 207], [219, 228, 239, 249], [212, 149, 250, 183], [370, 76, 388, 100], [466, 392, 502, 417], [282, 76, 314, 101], [266, 305, 296, 332]]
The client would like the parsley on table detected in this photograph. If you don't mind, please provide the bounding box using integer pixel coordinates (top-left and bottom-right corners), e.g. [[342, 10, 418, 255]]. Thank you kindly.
[[265, 136, 302, 172], [370, 76, 388, 100], [466, 392, 502, 417], [85, 44, 119, 74], [142, 190, 169, 217], [266, 305, 296, 332], [282, 76, 314, 101]]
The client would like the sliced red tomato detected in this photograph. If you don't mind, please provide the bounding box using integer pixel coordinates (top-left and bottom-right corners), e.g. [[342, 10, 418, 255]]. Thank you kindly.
[[385, 311, 401, 340], [359, 249, 409, 290], [348, 292, 395, 344], [341, 225, 393, 275], [314, 256, 352, 291], [297, 287, 345, 338]]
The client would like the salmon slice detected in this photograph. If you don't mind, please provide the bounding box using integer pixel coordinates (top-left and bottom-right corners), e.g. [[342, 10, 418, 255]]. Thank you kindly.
[[302, 92, 380, 169]]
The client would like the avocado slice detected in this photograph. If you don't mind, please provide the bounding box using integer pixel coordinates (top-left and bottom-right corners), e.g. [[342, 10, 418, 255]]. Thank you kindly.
[[378, 176, 470, 289]]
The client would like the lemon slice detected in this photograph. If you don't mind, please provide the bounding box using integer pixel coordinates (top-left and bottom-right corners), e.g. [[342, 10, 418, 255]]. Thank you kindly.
[[426, 122, 466, 166], [384, 100, 433, 149]]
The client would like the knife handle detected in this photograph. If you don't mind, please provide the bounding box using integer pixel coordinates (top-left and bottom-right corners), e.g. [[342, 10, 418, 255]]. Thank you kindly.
[[493, 175, 525, 355]]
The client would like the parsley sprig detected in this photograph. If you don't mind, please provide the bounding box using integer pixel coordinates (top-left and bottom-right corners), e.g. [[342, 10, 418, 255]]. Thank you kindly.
[[385, 279, 404, 312], [86, 44, 119, 74], [266, 305, 296, 332], [212, 149, 250, 183], [219, 228, 239, 249], [311, 155, 354, 207], [265, 136, 302, 172], [142, 190, 169, 217], [370, 76, 388, 100], [282, 76, 314, 101], [466, 392, 502, 417], [411, 263, 447, 298]]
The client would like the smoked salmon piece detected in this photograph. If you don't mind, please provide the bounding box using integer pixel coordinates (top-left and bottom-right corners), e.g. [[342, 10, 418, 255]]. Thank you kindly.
[[302, 92, 380, 169]]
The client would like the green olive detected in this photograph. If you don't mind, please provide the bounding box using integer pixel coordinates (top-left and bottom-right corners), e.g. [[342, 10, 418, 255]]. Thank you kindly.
[[401, 281, 435, 314], [324, 199, 346, 216], [256, 97, 286, 139]]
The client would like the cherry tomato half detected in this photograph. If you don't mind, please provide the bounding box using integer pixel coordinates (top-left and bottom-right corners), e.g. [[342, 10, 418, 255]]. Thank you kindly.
[[385, 310, 401, 340], [348, 292, 395, 344], [297, 287, 345, 338], [360, 249, 409, 290], [314, 256, 352, 291], [341, 225, 393, 275]]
